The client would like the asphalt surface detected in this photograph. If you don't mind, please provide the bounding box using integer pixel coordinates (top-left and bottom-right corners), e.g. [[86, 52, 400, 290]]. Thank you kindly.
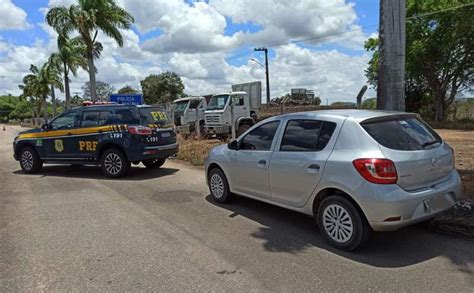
[[1, 125, 473, 292]]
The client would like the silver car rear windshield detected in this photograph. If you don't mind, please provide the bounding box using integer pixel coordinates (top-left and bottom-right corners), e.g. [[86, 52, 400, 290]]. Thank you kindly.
[[361, 116, 442, 151]]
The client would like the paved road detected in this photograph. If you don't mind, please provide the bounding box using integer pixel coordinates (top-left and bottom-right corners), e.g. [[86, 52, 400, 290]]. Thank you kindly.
[[1, 125, 473, 292]]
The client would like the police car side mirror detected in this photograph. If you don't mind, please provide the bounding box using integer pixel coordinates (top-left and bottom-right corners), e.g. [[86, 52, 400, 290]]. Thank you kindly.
[[228, 139, 239, 150], [41, 123, 50, 131]]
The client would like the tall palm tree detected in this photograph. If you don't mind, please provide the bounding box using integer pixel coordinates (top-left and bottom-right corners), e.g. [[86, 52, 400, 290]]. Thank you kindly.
[[23, 63, 64, 122], [18, 81, 39, 126], [46, 0, 134, 102], [49, 35, 88, 110]]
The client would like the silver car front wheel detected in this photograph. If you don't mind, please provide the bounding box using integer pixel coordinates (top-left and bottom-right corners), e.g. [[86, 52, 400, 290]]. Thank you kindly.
[[208, 168, 231, 203]]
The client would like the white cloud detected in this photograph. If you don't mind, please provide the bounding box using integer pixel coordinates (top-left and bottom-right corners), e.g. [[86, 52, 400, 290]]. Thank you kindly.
[[1, 0, 374, 103], [0, 0, 31, 30]]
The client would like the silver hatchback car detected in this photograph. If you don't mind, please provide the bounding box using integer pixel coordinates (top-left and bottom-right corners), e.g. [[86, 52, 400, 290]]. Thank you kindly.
[[205, 110, 461, 250]]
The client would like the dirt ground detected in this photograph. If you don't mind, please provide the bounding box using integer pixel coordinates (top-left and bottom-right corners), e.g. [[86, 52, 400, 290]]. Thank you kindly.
[[437, 129, 474, 202]]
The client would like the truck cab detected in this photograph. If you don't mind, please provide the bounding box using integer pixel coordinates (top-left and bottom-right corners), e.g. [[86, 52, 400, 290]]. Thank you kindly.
[[173, 97, 207, 137], [203, 92, 256, 137]]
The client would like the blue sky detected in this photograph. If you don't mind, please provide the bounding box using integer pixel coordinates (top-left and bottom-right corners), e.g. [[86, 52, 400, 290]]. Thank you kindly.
[[0, 0, 380, 101]]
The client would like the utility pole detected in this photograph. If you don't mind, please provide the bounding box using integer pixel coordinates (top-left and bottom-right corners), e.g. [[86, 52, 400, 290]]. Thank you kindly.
[[377, 0, 406, 111], [254, 47, 270, 104]]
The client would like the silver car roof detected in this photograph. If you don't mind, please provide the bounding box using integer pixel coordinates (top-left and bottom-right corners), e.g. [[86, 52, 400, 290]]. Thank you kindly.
[[275, 109, 416, 122]]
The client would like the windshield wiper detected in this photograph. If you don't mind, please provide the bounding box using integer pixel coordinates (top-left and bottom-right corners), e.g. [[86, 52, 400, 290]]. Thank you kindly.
[[421, 140, 441, 149]]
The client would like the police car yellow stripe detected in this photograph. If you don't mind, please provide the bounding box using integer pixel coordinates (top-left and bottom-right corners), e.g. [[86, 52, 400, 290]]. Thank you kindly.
[[17, 125, 118, 139]]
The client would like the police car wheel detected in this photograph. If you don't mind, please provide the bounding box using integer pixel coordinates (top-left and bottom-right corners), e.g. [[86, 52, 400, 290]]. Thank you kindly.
[[101, 148, 130, 178], [142, 158, 166, 169], [19, 147, 43, 174]]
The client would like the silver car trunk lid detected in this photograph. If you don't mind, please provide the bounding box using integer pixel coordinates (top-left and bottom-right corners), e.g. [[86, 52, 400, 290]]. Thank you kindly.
[[380, 144, 453, 191], [360, 114, 453, 191]]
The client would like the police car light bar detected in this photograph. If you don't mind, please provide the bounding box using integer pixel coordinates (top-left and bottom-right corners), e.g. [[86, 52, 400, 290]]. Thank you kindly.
[[82, 101, 117, 106]]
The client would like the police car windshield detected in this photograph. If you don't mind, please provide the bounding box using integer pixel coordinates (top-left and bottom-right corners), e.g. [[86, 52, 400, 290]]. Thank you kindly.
[[139, 107, 172, 127]]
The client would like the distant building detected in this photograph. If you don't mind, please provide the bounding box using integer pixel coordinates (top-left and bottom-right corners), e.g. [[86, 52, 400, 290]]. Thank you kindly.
[[291, 88, 315, 100]]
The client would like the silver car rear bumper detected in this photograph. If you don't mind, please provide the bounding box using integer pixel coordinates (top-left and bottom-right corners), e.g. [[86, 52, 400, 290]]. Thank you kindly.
[[356, 169, 462, 231]]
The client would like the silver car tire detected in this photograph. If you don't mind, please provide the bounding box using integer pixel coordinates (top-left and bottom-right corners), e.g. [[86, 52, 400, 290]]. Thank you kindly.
[[317, 195, 370, 251], [208, 168, 231, 203]]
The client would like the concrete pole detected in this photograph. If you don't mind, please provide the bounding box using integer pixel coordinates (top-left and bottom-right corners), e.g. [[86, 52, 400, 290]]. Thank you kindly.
[[377, 0, 406, 111]]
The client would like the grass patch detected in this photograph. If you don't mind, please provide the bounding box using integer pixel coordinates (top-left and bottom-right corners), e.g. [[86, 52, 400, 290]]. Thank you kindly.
[[176, 136, 223, 166]]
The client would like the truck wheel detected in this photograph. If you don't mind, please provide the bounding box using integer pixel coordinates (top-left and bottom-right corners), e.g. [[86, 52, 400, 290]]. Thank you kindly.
[[142, 158, 166, 169], [317, 195, 370, 251], [101, 148, 130, 178], [19, 147, 43, 174], [237, 124, 251, 137]]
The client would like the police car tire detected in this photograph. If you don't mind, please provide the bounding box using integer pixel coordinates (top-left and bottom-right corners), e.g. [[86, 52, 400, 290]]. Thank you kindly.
[[19, 147, 43, 174], [142, 158, 166, 169], [100, 148, 130, 178]]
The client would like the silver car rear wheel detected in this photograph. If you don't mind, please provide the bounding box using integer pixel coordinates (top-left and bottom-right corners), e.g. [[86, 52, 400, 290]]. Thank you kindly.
[[317, 195, 370, 251], [322, 204, 354, 243]]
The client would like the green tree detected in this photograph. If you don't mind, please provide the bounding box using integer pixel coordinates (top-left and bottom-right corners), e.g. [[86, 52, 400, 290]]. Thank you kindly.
[[140, 72, 185, 104], [49, 36, 88, 110], [118, 85, 138, 94], [82, 81, 114, 101], [364, 0, 474, 121], [22, 63, 63, 121], [46, 0, 134, 102], [362, 97, 377, 109]]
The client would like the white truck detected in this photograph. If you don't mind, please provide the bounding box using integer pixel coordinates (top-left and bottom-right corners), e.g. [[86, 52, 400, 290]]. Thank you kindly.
[[203, 81, 262, 138], [173, 96, 208, 137]]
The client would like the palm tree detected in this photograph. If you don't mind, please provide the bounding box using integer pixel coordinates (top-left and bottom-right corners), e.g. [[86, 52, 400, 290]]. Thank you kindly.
[[49, 35, 88, 110], [18, 81, 39, 126], [46, 0, 134, 102], [23, 63, 64, 122]]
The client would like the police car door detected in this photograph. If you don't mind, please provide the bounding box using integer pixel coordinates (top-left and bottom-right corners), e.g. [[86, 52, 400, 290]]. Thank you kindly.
[[43, 110, 79, 159], [76, 110, 112, 159]]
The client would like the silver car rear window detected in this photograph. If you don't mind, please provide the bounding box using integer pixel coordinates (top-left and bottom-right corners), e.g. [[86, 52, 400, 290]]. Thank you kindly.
[[361, 117, 441, 151]]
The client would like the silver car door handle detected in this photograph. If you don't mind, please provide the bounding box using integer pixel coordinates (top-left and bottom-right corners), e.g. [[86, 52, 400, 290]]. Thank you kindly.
[[307, 164, 320, 173], [257, 159, 267, 167]]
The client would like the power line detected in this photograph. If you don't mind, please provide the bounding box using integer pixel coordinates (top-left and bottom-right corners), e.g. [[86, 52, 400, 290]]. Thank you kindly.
[[406, 2, 474, 20], [226, 2, 473, 61]]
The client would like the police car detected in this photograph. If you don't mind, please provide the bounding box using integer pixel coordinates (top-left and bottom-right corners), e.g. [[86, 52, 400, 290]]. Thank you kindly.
[[13, 102, 178, 178]]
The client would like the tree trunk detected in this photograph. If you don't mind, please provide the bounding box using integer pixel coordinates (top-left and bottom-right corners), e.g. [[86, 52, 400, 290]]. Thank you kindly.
[[31, 103, 36, 126], [377, 0, 406, 111], [43, 95, 48, 123], [51, 85, 57, 116], [64, 63, 71, 110], [87, 55, 97, 102]]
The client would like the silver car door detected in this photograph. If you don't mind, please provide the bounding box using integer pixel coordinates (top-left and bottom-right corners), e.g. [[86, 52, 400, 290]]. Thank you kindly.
[[269, 119, 338, 207], [230, 120, 281, 199]]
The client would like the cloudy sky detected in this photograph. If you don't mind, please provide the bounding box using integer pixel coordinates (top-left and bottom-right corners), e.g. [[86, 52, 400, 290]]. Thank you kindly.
[[0, 0, 379, 103]]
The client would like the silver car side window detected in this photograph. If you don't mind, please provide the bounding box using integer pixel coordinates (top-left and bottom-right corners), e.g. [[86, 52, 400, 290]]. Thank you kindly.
[[240, 121, 280, 151]]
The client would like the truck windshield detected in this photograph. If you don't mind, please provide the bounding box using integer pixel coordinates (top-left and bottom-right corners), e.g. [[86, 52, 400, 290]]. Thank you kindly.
[[139, 106, 173, 128], [189, 99, 201, 109], [174, 101, 188, 112], [207, 95, 229, 110]]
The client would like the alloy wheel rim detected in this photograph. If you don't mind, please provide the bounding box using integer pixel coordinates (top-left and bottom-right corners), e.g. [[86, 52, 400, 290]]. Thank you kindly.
[[104, 153, 123, 175], [322, 204, 354, 243], [21, 151, 34, 170], [210, 174, 224, 199]]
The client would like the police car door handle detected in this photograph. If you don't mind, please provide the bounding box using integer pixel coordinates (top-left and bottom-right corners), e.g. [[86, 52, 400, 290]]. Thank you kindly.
[[67, 132, 72, 136]]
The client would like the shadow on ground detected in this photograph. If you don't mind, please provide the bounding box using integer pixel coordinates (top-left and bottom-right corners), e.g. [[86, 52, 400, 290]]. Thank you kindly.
[[12, 165, 178, 181], [205, 194, 473, 276]]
